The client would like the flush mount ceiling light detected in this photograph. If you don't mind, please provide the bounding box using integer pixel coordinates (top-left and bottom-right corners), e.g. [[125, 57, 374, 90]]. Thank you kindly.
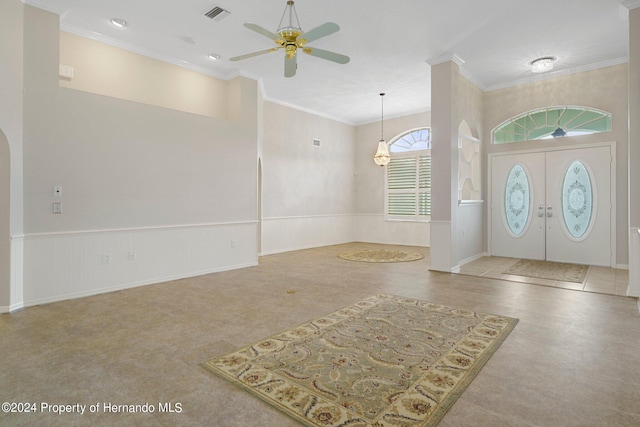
[[208, 53, 220, 60], [110, 18, 128, 28], [373, 93, 391, 167], [531, 56, 555, 73], [551, 127, 566, 138]]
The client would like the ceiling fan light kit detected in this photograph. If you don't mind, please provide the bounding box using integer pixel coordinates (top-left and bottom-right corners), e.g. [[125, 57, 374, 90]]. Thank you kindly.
[[230, 0, 350, 77]]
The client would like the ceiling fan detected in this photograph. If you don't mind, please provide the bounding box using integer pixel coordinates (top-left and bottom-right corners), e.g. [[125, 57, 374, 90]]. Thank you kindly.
[[229, 0, 350, 78]]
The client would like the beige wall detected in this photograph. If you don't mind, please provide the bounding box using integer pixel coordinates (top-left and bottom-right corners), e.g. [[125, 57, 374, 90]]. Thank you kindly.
[[23, 6, 258, 233], [0, 131, 10, 307], [483, 64, 629, 265], [0, 0, 25, 308], [628, 7, 640, 298], [59, 32, 230, 120], [355, 112, 430, 215], [262, 102, 356, 219]]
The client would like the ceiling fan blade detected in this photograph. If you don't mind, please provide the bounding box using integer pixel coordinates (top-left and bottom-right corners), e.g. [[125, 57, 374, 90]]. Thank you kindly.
[[303, 47, 350, 64], [284, 55, 297, 78], [300, 22, 340, 44], [244, 23, 282, 42], [230, 48, 277, 61]]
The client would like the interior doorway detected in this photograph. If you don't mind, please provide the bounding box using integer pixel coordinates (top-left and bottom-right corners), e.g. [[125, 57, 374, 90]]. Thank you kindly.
[[489, 144, 614, 267]]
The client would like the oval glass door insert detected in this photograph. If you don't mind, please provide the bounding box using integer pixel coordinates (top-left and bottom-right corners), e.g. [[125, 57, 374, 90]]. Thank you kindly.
[[562, 160, 593, 239], [504, 164, 530, 236]]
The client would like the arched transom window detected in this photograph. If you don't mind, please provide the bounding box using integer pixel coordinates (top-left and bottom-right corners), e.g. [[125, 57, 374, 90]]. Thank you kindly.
[[492, 106, 611, 144], [389, 128, 431, 153]]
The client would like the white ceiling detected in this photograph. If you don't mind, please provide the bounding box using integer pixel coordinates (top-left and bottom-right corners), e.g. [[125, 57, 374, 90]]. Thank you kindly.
[[25, 0, 631, 125]]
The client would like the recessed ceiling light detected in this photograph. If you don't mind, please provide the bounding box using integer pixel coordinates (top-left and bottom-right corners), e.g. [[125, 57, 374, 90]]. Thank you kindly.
[[531, 56, 555, 73], [208, 54, 220, 60], [110, 18, 128, 28]]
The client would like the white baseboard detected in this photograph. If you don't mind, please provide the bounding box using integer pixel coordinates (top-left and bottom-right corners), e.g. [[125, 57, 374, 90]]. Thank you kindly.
[[0, 302, 24, 314], [458, 252, 490, 267]]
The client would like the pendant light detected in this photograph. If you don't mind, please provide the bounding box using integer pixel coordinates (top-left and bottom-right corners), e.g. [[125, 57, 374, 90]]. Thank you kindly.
[[373, 93, 390, 166]]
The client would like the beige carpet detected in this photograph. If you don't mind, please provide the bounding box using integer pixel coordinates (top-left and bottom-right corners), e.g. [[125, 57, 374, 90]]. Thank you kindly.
[[202, 294, 518, 427], [338, 249, 424, 263], [504, 259, 589, 283]]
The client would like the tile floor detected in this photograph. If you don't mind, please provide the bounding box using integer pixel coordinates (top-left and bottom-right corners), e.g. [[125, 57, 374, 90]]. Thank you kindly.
[[1, 243, 639, 426], [458, 256, 629, 297]]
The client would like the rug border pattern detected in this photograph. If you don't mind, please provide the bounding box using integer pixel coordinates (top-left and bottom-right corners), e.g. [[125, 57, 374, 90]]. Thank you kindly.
[[503, 259, 589, 283], [202, 294, 518, 427]]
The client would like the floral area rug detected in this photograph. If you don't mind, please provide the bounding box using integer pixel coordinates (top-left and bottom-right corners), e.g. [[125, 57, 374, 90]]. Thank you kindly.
[[338, 249, 424, 263], [504, 259, 589, 283], [202, 294, 518, 426]]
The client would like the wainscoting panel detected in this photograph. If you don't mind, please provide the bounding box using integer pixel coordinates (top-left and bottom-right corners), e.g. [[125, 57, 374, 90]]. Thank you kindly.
[[7, 235, 24, 313], [429, 220, 456, 273], [457, 202, 484, 264], [629, 227, 640, 299], [261, 214, 430, 256], [352, 214, 430, 247], [261, 215, 355, 255], [22, 222, 258, 307]]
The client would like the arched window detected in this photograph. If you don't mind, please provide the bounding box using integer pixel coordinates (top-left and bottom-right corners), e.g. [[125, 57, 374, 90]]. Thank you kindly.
[[492, 106, 611, 144], [386, 128, 431, 220]]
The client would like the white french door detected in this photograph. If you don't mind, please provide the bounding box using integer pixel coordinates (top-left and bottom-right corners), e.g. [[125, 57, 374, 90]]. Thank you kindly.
[[490, 145, 612, 266]]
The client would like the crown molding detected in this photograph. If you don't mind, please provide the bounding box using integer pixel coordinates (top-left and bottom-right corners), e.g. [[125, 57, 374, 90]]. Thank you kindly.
[[426, 53, 465, 67], [261, 96, 355, 126], [22, 0, 66, 14], [622, 0, 640, 10]]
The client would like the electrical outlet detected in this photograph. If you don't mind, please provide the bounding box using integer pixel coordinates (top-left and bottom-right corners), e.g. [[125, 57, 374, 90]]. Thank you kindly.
[[53, 186, 62, 197], [102, 253, 112, 265], [230, 240, 237, 248], [128, 251, 136, 261]]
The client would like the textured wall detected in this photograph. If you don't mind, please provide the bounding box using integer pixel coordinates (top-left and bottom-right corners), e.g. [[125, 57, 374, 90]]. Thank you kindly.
[[23, 7, 258, 233], [262, 101, 356, 219]]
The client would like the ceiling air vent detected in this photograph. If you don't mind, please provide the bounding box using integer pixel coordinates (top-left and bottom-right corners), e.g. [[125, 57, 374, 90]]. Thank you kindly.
[[204, 6, 230, 22]]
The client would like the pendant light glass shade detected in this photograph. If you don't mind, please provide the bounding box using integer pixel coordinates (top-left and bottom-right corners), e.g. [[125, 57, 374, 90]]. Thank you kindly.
[[374, 139, 390, 166], [374, 93, 390, 166]]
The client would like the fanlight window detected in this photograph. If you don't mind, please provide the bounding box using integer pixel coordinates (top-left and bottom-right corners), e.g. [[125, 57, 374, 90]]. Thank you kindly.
[[493, 106, 611, 144], [389, 128, 431, 153]]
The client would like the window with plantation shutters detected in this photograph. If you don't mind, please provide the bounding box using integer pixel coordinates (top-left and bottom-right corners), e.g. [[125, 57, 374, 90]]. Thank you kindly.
[[385, 128, 431, 221]]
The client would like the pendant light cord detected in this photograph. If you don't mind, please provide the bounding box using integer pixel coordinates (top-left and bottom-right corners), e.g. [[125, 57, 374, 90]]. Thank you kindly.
[[380, 93, 385, 141]]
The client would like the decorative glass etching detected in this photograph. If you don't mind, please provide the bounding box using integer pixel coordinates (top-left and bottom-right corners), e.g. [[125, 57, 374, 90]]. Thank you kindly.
[[504, 164, 530, 236], [562, 161, 593, 239]]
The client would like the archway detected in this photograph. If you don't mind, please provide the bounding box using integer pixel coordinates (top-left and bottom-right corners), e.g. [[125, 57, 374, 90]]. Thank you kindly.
[[0, 129, 10, 311]]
